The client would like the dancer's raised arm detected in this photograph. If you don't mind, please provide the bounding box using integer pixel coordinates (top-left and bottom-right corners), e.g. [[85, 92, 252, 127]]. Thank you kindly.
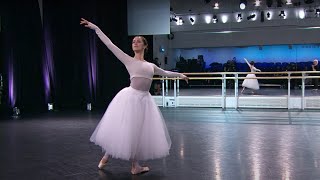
[[80, 18, 132, 65]]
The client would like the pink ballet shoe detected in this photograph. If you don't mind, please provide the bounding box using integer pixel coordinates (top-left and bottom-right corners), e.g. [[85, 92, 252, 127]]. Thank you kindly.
[[131, 166, 150, 175], [98, 159, 108, 169]]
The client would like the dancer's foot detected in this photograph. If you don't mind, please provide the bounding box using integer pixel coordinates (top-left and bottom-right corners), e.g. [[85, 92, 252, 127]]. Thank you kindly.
[[131, 166, 150, 175], [98, 156, 109, 169]]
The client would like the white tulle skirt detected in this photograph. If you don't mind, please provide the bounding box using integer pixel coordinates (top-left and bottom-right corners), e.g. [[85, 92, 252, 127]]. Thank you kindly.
[[242, 74, 260, 90], [90, 86, 171, 161]]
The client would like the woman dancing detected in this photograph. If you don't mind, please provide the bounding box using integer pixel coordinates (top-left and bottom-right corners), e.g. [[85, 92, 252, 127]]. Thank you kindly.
[[241, 58, 261, 94], [80, 18, 188, 175]]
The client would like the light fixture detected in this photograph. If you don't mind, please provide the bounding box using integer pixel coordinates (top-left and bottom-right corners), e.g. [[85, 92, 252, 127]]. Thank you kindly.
[[255, 0, 261, 6], [247, 13, 256, 20], [212, 15, 218, 23], [316, 9, 320, 16], [205, 15, 212, 24], [87, 103, 92, 111], [13, 107, 20, 117], [189, 17, 195, 25], [171, 16, 178, 22], [240, 0, 247, 10], [267, 12, 272, 20], [299, 10, 305, 19], [48, 103, 53, 111], [213, 2, 219, 9], [279, 10, 286, 18], [177, 17, 184, 25], [237, 13, 243, 22], [286, 0, 292, 5], [221, 15, 228, 23]]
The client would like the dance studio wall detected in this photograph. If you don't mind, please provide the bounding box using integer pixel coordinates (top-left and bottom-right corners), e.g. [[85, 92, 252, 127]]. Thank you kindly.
[[172, 44, 320, 68], [1, 0, 130, 114]]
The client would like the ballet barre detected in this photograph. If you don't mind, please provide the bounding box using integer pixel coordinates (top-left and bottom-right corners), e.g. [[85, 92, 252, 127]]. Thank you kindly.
[[152, 71, 320, 110]]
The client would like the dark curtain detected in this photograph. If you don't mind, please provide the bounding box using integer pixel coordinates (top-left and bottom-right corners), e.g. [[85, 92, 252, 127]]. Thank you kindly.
[[1, 0, 131, 116], [1, 0, 45, 115]]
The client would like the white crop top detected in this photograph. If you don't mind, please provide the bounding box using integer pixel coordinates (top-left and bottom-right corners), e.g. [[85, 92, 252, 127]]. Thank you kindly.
[[88, 22, 185, 91]]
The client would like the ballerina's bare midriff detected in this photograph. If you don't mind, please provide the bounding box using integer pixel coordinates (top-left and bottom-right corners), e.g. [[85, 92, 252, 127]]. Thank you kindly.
[[130, 77, 152, 91], [87, 23, 184, 89]]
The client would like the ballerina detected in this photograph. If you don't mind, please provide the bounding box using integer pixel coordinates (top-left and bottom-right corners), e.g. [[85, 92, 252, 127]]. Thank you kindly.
[[80, 18, 188, 175], [241, 58, 261, 94]]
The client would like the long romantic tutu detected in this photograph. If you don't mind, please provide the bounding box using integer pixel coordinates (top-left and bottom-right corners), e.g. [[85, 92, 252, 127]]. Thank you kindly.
[[90, 86, 171, 161], [242, 74, 260, 90]]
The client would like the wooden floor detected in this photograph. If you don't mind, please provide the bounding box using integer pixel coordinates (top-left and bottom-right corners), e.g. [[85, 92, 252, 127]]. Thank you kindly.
[[1, 108, 320, 179]]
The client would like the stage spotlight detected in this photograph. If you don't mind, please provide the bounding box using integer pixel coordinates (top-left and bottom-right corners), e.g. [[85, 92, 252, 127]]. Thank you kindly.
[[286, 0, 292, 5], [240, 0, 247, 10], [213, 2, 219, 9], [87, 103, 92, 111], [221, 15, 228, 23], [255, 0, 261, 6], [205, 15, 212, 24], [279, 10, 286, 18], [237, 13, 243, 22], [48, 103, 53, 111], [171, 17, 178, 22], [316, 9, 320, 16], [189, 17, 195, 25], [247, 13, 256, 20], [299, 10, 305, 19], [13, 107, 20, 117], [212, 15, 218, 23], [267, 12, 271, 20], [177, 17, 184, 25]]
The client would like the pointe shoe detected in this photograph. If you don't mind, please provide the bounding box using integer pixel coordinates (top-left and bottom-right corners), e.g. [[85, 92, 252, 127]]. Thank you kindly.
[[131, 166, 150, 175], [98, 160, 108, 169]]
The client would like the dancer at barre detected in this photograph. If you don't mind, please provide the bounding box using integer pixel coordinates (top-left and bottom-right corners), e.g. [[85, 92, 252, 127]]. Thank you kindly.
[[241, 58, 261, 94], [80, 18, 188, 175], [311, 59, 319, 91]]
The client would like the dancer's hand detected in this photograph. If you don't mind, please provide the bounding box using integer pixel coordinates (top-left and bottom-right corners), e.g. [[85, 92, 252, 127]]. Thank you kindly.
[[80, 18, 98, 30], [180, 74, 189, 84]]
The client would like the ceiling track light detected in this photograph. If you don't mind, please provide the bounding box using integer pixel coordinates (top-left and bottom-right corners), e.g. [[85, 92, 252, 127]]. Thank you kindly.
[[213, 2, 219, 9], [266, 12, 271, 20], [237, 13, 243, 22], [247, 13, 256, 20], [255, 0, 261, 6], [240, 0, 247, 10], [212, 15, 218, 23], [279, 10, 286, 18]]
